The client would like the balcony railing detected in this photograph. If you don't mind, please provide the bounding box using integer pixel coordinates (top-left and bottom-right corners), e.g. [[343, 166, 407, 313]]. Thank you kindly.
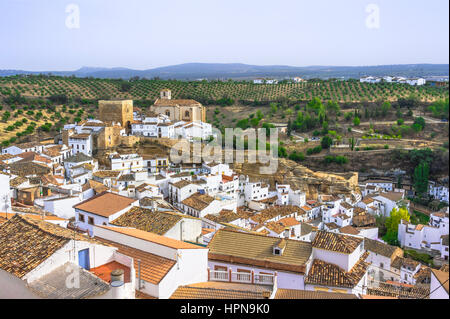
[[208, 269, 275, 286]]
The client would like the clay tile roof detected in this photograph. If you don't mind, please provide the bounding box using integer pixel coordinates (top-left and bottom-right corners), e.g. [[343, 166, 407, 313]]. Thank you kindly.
[[379, 192, 403, 202], [110, 206, 182, 235], [221, 175, 234, 182], [181, 193, 215, 211], [340, 202, 353, 210], [279, 217, 300, 227], [17, 152, 52, 164], [352, 213, 376, 227], [305, 252, 370, 288], [74, 191, 136, 217], [8, 161, 52, 177], [170, 282, 272, 299], [366, 282, 429, 299], [208, 229, 312, 273], [265, 221, 287, 234], [275, 288, 358, 299], [10, 176, 28, 187], [154, 98, 201, 107], [65, 152, 92, 163], [96, 237, 175, 285], [0, 214, 98, 278], [324, 222, 340, 230], [42, 146, 63, 158], [364, 238, 401, 258], [93, 170, 121, 179], [339, 225, 360, 235], [362, 198, 374, 204], [98, 225, 204, 250], [204, 210, 240, 224], [170, 180, 192, 188], [312, 231, 363, 254], [69, 133, 91, 139]]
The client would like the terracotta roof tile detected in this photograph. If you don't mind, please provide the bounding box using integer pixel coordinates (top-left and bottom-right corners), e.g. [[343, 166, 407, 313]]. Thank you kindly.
[[305, 252, 370, 288], [275, 288, 357, 299], [74, 191, 136, 217], [110, 206, 183, 235], [0, 214, 97, 278], [96, 237, 175, 285], [181, 193, 215, 211], [170, 282, 272, 299], [312, 231, 363, 254], [208, 229, 312, 273]]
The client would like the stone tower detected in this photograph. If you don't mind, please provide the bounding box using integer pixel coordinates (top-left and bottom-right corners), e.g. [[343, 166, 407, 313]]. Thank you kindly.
[[160, 89, 172, 100], [98, 100, 133, 132]]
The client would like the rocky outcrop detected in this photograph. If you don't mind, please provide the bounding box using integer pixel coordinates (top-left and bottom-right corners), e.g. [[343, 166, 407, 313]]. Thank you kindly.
[[232, 158, 360, 200]]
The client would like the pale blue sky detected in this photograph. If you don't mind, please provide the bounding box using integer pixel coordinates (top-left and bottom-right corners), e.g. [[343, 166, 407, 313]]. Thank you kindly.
[[0, 0, 448, 70]]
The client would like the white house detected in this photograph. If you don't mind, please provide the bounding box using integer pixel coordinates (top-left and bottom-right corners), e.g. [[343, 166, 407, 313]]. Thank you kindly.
[[109, 152, 144, 174], [0, 172, 11, 213], [109, 206, 203, 243], [398, 219, 448, 253], [68, 133, 93, 156], [364, 238, 404, 282], [372, 191, 407, 217], [74, 191, 139, 235], [207, 228, 312, 290], [180, 193, 223, 218], [360, 76, 381, 84], [0, 214, 135, 299], [1, 142, 44, 156], [406, 78, 426, 86], [429, 183, 449, 203], [93, 225, 208, 299], [305, 231, 369, 295]]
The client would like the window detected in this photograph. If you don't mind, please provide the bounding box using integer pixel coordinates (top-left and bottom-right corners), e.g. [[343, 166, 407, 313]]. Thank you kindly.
[[79, 214, 85, 222], [214, 265, 227, 272], [380, 262, 384, 269], [273, 248, 281, 255], [88, 217, 94, 225]]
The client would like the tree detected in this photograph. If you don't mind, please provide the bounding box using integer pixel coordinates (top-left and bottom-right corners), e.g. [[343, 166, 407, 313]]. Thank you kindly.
[[413, 161, 429, 197], [353, 116, 360, 126], [270, 103, 278, 114], [321, 121, 329, 135], [413, 117, 426, 131], [287, 118, 292, 137], [120, 82, 132, 92], [383, 207, 410, 246], [381, 101, 391, 117], [321, 135, 333, 149], [385, 207, 410, 234]]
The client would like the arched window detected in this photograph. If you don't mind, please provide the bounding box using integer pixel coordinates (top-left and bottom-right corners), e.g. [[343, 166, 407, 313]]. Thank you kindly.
[[185, 110, 190, 118]]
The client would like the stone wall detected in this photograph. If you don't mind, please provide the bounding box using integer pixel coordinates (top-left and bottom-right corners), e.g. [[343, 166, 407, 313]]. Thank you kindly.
[[98, 100, 133, 128]]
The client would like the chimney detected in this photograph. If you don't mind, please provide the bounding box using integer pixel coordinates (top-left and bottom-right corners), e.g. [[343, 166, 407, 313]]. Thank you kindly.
[[111, 268, 124, 282], [110, 280, 125, 299]]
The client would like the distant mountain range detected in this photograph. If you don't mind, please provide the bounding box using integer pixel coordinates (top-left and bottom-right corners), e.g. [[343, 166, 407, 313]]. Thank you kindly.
[[0, 63, 448, 80]]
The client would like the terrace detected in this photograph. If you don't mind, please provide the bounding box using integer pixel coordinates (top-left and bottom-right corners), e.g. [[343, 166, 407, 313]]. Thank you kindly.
[[208, 269, 276, 286]]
